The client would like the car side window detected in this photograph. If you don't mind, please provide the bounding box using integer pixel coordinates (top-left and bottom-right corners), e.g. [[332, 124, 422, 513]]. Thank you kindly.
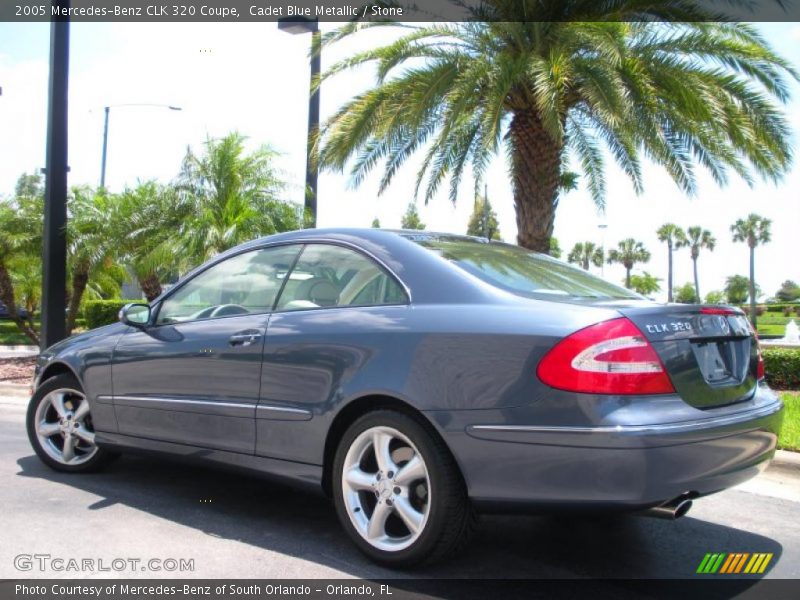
[[275, 244, 407, 311], [156, 245, 301, 324]]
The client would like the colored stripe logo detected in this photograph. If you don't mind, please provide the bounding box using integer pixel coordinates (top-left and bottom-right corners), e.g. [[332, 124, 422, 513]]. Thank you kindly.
[[696, 553, 773, 574]]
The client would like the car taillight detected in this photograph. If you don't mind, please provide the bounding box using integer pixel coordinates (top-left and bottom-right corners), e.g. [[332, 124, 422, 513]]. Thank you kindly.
[[537, 317, 675, 395], [700, 307, 739, 316]]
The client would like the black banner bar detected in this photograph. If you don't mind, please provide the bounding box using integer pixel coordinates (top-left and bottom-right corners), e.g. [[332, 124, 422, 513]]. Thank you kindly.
[[3, 579, 800, 600], [4, 0, 800, 23]]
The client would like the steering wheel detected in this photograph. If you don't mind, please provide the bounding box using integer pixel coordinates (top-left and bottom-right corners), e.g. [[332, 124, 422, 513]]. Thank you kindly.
[[209, 304, 249, 318]]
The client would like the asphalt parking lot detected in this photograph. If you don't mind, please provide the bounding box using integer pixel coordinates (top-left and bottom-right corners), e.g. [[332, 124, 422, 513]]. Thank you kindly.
[[1, 385, 799, 582]]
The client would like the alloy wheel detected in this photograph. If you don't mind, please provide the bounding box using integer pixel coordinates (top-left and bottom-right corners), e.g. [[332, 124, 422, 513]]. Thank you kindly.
[[341, 425, 431, 552], [34, 388, 99, 466]]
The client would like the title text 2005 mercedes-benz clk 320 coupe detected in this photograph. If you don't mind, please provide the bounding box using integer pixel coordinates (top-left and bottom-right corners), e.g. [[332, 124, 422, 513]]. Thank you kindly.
[[27, 229, 783, 566]]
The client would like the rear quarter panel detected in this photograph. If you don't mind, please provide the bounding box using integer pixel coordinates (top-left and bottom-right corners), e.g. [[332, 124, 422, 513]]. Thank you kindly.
[[256, 301, 619, 465]]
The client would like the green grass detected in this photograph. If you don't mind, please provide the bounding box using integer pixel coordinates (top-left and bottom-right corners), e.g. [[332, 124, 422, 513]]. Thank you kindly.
[[760, 314, 793, 324], [779, 393, 800, 452], [758, 324, 787, 336], [756, 314, 795, 337], [0, 318, 87, 345], [0, 320, 38, 345]]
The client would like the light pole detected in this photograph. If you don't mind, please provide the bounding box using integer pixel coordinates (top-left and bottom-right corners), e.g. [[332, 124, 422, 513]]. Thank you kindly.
[[99, 103, 182, 189], [598, 223, 608, 277], [41, 0, 70, 350], [278, 17, 320, 228]]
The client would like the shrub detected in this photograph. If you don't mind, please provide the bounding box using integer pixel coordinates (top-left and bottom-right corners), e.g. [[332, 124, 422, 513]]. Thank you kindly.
[[763, 348, 800, 390], [83, 299, 140, 329], [784, 306, 794, 317], [763, 303, 800, 313], [741, 306, 765, 316]]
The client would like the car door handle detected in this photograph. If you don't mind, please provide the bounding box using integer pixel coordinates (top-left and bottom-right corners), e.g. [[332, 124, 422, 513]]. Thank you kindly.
[[228, 330, 263, 347]]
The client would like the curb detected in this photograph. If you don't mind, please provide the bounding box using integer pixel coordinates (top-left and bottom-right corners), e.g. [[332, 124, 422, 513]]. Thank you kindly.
[[0, 345, 39, 359], [771, 449, 800, 472]]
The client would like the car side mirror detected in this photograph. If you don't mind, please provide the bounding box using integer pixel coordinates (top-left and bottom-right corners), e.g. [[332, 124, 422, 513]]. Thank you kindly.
[[119, 303, 151, 329]]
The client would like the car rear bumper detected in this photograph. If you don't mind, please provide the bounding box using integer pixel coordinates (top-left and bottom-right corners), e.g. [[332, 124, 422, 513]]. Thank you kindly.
[[424, 386, 784, 512]]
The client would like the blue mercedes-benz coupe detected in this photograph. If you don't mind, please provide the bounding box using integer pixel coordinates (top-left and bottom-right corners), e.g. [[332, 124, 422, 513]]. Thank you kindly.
[[26, 229, 783, 566]]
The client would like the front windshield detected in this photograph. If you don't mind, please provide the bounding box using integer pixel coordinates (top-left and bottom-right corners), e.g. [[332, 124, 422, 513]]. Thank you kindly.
[[412, 236, 640, 301]]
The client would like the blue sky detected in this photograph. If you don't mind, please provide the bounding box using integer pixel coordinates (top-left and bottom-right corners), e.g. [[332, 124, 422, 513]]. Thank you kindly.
[[0, 21, 798, 301]]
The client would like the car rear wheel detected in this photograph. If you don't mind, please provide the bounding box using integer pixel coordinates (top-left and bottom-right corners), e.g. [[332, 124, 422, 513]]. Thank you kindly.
[[333, 410, 475, 567], [26, 373, 116, 472]]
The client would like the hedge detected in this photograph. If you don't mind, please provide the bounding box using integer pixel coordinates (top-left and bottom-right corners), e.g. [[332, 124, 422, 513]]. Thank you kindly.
[[763, 347, 800, 390], [763, 303, 800, 314], [83, 299, 141, 330], [735, 303, 800, 314]]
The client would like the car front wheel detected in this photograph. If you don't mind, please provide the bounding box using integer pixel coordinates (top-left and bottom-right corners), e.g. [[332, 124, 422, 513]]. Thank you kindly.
[[26, 373, 115, 472], [333, 410, 475, 567]]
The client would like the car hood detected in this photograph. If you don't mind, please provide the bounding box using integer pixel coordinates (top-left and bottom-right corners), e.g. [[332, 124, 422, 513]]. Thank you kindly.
[[42, 322, 128, 358]]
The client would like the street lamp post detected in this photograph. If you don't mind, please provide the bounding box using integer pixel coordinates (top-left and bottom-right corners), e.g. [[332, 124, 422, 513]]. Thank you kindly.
[[41, 0, 70, 350], [278, 17, 321, 228], [99, 103, 182, 189]]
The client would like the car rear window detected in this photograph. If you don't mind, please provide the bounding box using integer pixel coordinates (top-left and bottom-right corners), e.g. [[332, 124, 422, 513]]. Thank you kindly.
[[411, 236, 640, 300]]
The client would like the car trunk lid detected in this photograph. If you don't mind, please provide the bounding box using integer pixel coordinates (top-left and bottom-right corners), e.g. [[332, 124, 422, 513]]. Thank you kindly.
[[614, 304, 757, 408]]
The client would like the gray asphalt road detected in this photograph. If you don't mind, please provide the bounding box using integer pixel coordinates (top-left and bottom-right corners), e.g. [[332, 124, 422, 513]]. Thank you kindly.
[[1, 390, 798, 581]]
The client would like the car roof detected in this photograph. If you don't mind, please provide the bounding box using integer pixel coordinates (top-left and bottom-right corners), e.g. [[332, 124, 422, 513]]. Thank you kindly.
[[192, 228, 509, 306], [244, 227, 489, 246]]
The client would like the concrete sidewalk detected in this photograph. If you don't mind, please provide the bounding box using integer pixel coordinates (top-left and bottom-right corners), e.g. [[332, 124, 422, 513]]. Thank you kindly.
[[0, 382, 29, 398]]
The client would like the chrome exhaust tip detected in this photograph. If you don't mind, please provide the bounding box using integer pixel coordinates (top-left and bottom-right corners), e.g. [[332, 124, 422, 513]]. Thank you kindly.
[[643, 496, 693, 520]]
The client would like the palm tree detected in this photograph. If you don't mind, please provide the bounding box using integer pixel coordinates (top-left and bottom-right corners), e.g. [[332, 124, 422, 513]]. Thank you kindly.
[[607, 239, 650, 289], [317, 11, 796, 253], [656, 223, 686, 302], [567, 242, 603, 271], [8, 253, 41, 332], [0, 176, 43, 344], [685, 226, 716, 303], [112, 182, 193, 302], [731, 214, 772, 327], [176, 132, 301, 264], [66, 187, 122, 334]]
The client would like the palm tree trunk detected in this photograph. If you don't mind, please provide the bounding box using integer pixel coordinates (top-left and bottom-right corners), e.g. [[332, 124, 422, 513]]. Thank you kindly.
[[625, 268, 632, 289], [0, 262, 40, 345], [693, 257, 700, 303], [749, 245, 757, 329], [66, 268, 89, 335], [139, 274, 162, 303], [667, 244, 674, 302], [509, 110, 563, 254]]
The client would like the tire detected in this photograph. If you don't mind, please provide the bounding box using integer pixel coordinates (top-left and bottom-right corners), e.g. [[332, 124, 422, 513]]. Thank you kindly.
[[26, 373, 116, 473], [332, 410, 475, 567]]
